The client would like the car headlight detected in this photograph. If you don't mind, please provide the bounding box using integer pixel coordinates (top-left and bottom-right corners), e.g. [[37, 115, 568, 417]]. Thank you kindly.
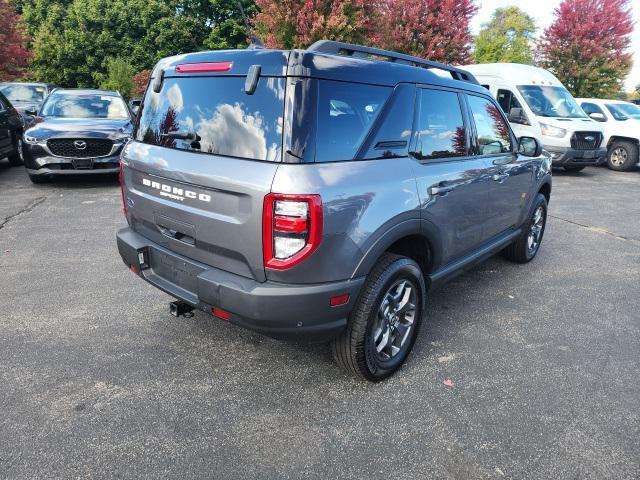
[[540, 123, 567, 138], [23, 134, 42, 144]]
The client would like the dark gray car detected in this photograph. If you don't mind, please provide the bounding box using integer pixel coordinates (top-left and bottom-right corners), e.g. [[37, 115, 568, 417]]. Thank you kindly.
[[117, 41, 552, 381]]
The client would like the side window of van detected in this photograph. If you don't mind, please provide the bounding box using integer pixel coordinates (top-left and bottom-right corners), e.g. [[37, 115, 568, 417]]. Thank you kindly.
[[467, 95, 512, 155], [581, 102, 606, 119], [410, 89, 467, 161], [496, 89, 522, 115]]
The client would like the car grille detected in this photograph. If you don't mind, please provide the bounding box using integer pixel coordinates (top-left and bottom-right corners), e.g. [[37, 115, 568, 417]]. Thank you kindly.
[[571, 132, 602, 150], [47, 139, 114, 158]]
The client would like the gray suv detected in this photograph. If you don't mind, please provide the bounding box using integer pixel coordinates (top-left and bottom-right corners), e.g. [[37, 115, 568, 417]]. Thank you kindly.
[[117, 41, 551, 381]]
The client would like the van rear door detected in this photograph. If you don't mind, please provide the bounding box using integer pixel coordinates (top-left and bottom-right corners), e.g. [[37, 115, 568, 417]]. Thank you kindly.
[[121, 51, 289, 282]]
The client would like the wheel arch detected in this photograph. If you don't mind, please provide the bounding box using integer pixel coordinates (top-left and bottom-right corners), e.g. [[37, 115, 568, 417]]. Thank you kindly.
[[351, 219, 442, 280], [606, 136, 640, 149]]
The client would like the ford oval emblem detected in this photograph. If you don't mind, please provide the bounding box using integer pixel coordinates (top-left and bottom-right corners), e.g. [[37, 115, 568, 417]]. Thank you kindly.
[[584, 136, 595, 142]]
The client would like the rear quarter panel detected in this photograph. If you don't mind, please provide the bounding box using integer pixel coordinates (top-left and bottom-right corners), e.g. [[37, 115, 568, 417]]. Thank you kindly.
[[269, 158, 420, 284]]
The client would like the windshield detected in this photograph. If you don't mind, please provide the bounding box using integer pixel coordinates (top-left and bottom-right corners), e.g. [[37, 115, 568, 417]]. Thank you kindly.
[[517, 85, 587, 119], [606, 102, 640, 121], [0, 84, 46, 103], [41, 94, 129, 119]]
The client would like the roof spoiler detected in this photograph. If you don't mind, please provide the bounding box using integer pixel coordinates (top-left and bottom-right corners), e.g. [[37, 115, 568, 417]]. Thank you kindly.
[[308, 40, 479, 85]]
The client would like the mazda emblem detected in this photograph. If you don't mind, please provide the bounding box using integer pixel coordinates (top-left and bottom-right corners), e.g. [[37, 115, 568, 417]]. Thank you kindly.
[[74, 140, 87, 150]]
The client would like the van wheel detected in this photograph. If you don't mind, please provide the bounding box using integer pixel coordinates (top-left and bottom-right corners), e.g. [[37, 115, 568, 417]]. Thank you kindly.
[[563, 165, 585, 172], [7, 138, 23, 166], [331, 253, 426, 382], [607, 141, 638, 171], [503, 193, 547, 263]]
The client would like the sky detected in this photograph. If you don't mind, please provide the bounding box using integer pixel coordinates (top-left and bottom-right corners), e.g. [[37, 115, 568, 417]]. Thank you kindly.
[[470, 0, 640, 92]]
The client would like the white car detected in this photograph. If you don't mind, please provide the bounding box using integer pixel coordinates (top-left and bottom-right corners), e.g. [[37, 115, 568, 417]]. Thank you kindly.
[[464, 63, 607, 172], [577, 98, 640, 171]]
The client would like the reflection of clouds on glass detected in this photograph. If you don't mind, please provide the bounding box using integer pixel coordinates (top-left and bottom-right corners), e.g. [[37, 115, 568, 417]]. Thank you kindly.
[[196, 102, 279, 161], [266, 77, 285, 101], [276, 116, 283, 135], [149, 90, 161, 111], [60, 103, 91, 117], [167, 83, 184, 113], [438, 130, 454, 140], [108, 101, 128, 118]]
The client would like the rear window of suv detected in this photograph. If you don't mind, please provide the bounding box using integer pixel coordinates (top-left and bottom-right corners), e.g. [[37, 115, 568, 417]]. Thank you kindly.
[[135, 76, 285, 161]]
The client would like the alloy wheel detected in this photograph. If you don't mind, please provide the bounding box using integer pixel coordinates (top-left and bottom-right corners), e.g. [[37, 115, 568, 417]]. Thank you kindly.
[[610, 147, 627, 167], [372, 279, 417, 360], [527, 205, 545, 254]]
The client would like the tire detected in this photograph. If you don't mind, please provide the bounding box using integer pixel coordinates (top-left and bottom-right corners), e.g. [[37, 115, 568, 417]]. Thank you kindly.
[[331, 253, 426, 382], [563, 165, 585, 172], [7, 137, 23, 166], [28, 173, 47, 184], [503, 193, 548, 264], [607, 141, 638, 172]]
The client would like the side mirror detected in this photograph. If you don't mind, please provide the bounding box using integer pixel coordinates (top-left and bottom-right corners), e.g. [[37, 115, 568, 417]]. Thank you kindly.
[[508, 107, 529, 125], [588, 112, 606, 122], [25, 108, 38, 116], [518, 136, 542, 157]]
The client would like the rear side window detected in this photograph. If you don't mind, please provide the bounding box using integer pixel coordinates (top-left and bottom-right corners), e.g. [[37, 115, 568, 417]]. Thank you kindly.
[[467, 95, 512, 155], [136, 76, 285, 161], [410, 89, 466, 160], [314, 80, 390, 162]]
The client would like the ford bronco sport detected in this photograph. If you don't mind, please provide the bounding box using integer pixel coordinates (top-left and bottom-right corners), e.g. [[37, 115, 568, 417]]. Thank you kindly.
[[117, 41, 552, 381]]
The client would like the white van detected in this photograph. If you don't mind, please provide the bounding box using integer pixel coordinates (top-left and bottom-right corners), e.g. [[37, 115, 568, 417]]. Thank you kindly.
[[576, 98, 640, 171], [463, 63, 606, 172]]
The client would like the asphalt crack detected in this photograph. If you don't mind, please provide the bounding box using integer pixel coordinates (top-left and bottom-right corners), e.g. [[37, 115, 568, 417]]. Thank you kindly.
[[549, 214, 640, 245], [0, 197, 46, 231]]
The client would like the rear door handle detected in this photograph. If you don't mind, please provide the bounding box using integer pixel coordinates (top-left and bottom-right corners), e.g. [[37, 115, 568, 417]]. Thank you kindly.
[[429, 185, 455, 196]]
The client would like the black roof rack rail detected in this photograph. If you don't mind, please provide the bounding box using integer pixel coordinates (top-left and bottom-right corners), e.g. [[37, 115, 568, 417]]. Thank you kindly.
[[307, 40, 479, 85]]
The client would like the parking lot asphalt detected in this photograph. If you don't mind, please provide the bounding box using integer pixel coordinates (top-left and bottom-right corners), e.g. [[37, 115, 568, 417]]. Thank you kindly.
[[0, 160, 638, 479]]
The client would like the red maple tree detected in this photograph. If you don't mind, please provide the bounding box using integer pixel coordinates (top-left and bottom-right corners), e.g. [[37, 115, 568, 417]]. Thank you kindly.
[[254, 0, 375, 49], [372, 0, 478, 64], [133, 69, 152, 96], [537, 0, 634, 97], [0, 0, 31, 80]]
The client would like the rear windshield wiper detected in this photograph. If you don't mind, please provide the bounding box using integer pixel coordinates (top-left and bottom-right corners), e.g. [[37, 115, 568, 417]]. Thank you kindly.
[[161, 130, 198, 141]]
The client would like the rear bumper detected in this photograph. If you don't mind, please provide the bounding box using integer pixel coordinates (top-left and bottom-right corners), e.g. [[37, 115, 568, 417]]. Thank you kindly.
[[545, 146, 607, 167], [116, 227, 364, 342]]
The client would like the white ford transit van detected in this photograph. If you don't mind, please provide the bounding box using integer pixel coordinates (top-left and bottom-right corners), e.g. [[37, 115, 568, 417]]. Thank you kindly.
[[464, 63, 606, 172], [577, 98, 640, 172]]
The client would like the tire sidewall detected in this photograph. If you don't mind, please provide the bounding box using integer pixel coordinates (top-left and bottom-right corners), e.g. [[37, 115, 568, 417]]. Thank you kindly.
[[362, 260, 426, 380]]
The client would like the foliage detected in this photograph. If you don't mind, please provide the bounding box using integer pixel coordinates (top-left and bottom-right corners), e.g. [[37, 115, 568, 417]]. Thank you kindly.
[[96, 57, 135, 99], [372, 0, 478, 64], [133, 69, 151, 97], [24, 0, 254, 87], [0, 0, 31, 80], [537, 0, 634, 98], [254, 0, 375, 49], [254, 0, 477, 65], [474, 6, 536, 64]]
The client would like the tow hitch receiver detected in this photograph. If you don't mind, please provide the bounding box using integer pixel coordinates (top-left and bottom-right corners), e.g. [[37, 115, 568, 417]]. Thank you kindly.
[[169, 301, 194, 318]]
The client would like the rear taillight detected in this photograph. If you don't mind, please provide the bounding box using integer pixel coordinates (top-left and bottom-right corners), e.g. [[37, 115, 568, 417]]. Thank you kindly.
[[119, 161, 127, 214], [263, 193, 322, 270]]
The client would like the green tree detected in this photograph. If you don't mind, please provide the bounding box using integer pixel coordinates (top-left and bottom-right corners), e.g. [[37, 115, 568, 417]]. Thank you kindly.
[[26, 0, 254, 87], [474, 7, 536, 64], [97, 57, 135, 99]]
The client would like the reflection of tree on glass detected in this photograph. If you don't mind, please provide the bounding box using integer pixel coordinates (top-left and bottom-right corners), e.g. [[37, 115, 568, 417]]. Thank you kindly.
[[467, 95, 511, 155]]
